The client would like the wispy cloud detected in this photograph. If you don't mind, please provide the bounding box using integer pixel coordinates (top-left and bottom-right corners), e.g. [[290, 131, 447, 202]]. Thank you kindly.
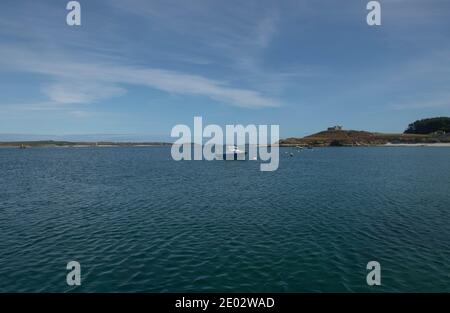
[[0, 0, 284, 111], [107, 0, 284, 82], [43, 81, 127, 104], [254, 16, 278, 48], [0, 44, 280, 108]]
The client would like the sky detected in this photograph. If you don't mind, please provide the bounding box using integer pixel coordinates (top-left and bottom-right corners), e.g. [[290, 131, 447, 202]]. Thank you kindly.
[[0, 0, 450, 141]]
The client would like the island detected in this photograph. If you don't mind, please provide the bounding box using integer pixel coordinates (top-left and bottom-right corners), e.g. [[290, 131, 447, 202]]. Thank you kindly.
[[280, 117, 450, 147], [0, 141, 172, 148]]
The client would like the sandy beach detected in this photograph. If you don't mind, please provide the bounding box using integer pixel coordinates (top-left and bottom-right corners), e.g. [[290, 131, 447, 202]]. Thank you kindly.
[[383, 143, 450, 147]]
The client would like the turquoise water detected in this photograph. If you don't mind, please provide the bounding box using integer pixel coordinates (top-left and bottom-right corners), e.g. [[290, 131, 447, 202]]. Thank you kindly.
[[0, 147, 449, 292]]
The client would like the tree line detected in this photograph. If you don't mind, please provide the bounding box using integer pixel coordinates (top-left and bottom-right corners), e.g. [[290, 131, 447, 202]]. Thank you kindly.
[[404, 117, 450, 134]]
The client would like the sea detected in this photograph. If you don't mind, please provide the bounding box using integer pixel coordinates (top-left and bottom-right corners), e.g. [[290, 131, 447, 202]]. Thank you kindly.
[[0, 146, 449, 292]]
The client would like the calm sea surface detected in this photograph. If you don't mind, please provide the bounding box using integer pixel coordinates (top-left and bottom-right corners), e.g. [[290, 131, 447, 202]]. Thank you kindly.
[[0, 147, 449, 292]]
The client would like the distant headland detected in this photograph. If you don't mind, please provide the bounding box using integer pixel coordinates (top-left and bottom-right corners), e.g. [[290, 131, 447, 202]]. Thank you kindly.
[[279, 117, 450, 147], [0, 141, 172, 148], [1, 117, 449, 148]]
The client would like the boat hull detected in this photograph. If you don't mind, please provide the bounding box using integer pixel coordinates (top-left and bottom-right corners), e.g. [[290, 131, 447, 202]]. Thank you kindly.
[[221, 152, 247, 160]]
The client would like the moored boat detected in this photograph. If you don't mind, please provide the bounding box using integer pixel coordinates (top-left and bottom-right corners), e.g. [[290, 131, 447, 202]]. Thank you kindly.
[[220, 146, 247, 160]]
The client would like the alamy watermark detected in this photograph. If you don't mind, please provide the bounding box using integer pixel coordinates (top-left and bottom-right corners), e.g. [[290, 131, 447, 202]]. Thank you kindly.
[[170, 117, 279, 172], [366, 261, 381, 286], [65, 1, 381, 28], [66, 261, 81, 286], [66, 1, 81, 26], [367, 1, 381, 26]]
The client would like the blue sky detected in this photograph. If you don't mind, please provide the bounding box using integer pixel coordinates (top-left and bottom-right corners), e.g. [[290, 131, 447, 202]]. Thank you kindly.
[[0, 0, 450, 141]]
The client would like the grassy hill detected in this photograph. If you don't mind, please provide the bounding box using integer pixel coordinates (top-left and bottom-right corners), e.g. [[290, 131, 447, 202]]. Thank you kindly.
[[280, 130, 449, 147]]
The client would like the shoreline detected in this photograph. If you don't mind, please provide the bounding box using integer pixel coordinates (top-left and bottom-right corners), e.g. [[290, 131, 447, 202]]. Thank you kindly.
[[280, 143, 450, 147], [0, 140, 172, 148], [381, 142, 450, 147], [0, 145, 170, 148], [2, 143, 450, 149]]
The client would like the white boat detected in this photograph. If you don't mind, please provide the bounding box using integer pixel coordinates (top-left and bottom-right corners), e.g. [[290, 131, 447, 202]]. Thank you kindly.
[[219, 146, 247, 160]]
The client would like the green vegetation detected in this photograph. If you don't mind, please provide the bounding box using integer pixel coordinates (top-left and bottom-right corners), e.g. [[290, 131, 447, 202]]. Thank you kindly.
[[404, 117, 450, 134]]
